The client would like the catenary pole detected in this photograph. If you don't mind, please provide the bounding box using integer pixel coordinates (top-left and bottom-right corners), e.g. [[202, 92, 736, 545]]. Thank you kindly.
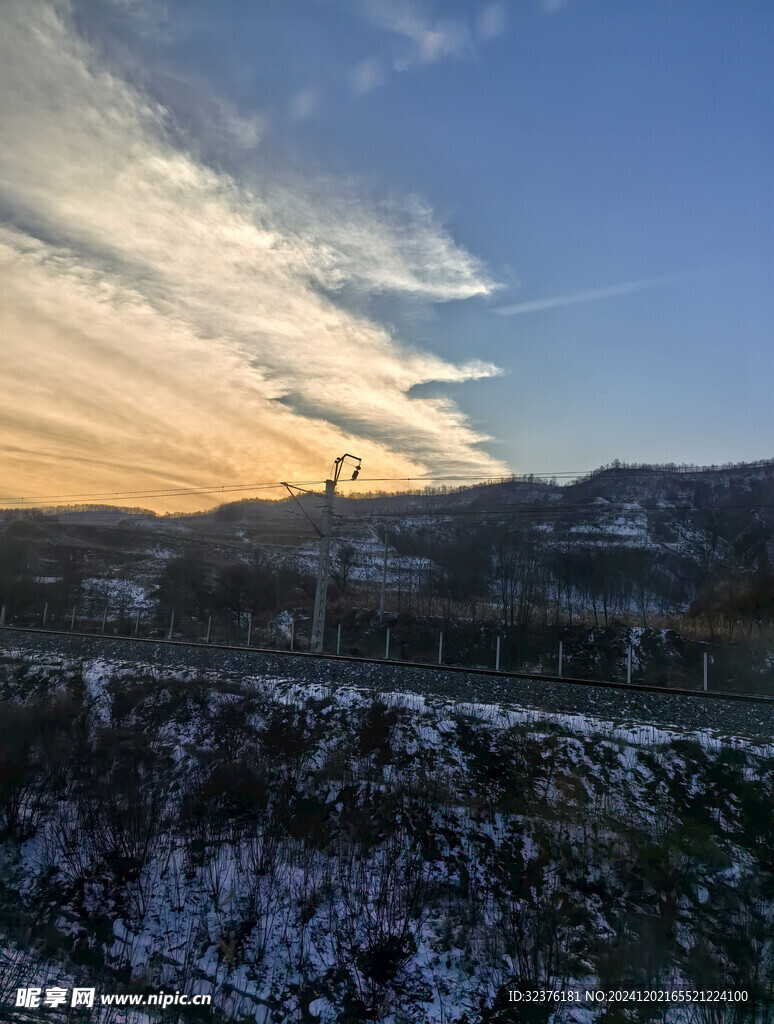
[[310, 478, 335, 654], [309, 454, 362, 654], [379, 533, 389, 621]]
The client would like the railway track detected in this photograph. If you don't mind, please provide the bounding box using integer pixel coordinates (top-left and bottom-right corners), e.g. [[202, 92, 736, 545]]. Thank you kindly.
[[2, 624, 773, 706]]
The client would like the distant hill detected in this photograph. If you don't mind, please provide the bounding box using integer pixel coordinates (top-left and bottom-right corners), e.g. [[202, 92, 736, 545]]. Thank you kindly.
[[2, 458, 774, 628]]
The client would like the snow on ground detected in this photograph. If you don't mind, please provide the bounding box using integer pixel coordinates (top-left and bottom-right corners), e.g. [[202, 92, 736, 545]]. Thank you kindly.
[[80, 577, 152, 610], [1, 650, 772, 1023]]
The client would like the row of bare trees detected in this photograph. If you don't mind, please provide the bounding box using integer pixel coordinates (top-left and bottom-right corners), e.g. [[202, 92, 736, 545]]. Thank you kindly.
[[2, 505, 770, 638], [382, 524, 688, 629]]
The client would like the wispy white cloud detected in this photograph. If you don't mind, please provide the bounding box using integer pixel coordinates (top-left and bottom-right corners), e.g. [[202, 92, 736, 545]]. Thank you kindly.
[[351, 56, 386, 95], [476, 3, 508, 42], [360, 0, 470, 71], [0, 0, 505, 510], [289, 86, 319, 121], [540, 0, 568, 14], [493, 272, 702, 317], [349, 2, 507, 100]]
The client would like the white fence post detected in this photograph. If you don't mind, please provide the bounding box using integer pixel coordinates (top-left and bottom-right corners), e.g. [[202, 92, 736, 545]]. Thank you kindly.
[[0, 604, 6, 626], [337, 623, 342, 655], [102, 604, 109, 634], [206, 615, 212, 644], [627, 645, 632, 685], [703, 651, 708, 692], [558, 640, 563, 677], [496, 635, 501, 672], [290, 618, 295, 651], [168, 610, 175, 640], [134, 608, 140, 635], [438, 631, 444, 665], [247, 612, 252, 647], [42, 602, 48, 627]]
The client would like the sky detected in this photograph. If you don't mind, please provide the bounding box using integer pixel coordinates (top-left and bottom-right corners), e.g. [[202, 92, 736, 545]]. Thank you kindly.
[[1, 0, 772, 512]]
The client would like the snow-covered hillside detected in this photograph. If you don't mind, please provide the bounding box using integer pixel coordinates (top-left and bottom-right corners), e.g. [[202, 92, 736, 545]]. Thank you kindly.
[[1, 651, 772, 1022]]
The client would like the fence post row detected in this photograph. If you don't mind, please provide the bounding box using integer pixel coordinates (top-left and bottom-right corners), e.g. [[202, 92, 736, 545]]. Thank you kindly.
[[15, 601, 727, 697]]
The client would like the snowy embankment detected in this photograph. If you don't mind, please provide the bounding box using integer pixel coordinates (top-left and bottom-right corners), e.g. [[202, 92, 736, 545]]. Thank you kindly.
[[0, 650, 772, 1022]]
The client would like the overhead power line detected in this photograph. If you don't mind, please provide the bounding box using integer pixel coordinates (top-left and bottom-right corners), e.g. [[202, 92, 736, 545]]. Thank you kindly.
[[0, 481, 301, 506], [0, 472, 570, 506], [2, 461, 774, 508]]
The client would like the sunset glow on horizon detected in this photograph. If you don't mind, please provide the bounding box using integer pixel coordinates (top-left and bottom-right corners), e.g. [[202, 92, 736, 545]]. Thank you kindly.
[[2, 1, 773, 513], [0, 0, 508, 513]]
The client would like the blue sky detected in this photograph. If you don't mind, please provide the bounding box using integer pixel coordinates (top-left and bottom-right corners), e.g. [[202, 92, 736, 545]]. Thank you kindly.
[[1, 0, 772, 509]]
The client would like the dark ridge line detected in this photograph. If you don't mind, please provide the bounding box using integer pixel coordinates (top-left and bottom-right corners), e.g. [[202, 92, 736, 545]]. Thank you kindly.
[[2, 625, 773, 706]]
